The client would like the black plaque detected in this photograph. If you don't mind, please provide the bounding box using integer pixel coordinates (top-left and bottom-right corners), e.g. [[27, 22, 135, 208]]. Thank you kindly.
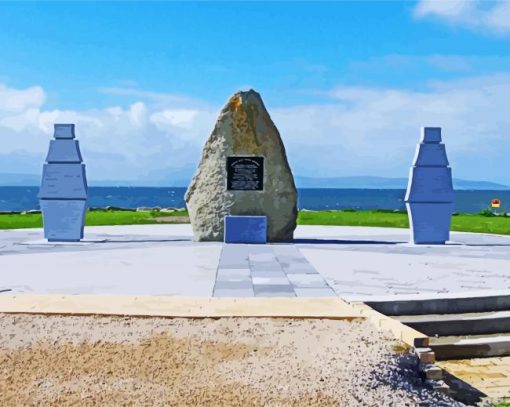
[[227, 156, 264, 191]]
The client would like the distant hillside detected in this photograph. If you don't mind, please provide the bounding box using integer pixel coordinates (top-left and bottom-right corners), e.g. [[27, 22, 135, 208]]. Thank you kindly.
[[0, 173, 41, 186], [452, 179, 510, 190], [294, 176, 510, 190], [1, 172, 509, 190]]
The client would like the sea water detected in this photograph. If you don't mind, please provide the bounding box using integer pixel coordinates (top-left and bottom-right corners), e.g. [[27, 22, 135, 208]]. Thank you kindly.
[[0, 186, 509, 214]]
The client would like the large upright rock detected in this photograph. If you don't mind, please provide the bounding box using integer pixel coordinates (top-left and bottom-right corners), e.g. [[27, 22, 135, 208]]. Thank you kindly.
[[185, 90, 297, 242]]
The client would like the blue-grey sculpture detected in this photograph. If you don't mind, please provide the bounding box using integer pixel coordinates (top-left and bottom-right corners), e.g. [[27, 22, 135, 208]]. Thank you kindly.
[[405, 127, 454, 244], [38, 124, 88, 242]]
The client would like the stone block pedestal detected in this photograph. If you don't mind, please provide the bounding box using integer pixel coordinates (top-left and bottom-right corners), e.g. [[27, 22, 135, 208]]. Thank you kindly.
[[224, 216, 267, 244]]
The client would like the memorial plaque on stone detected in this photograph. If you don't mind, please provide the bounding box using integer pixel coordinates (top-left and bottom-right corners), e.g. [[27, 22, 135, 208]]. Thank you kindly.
[[226, 156, 264, 191]]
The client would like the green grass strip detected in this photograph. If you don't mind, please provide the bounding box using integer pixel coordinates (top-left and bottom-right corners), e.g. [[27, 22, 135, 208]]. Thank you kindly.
[[1, 209, 510, 236], [0, 210, 188, 230]]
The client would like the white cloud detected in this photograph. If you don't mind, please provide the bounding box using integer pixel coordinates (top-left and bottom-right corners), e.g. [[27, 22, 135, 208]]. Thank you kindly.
[[150, 109, 199, 129], [1, 108, 40, 132], [414, 0, 510, 35], [426, 55, 472, 72], [1, 76, 510, 185], [485, 1, 510, 33], [0, 84, 45, 113], [271, 73, 510, 183], [128, 102, 147, 127], [98, 86, 203, 108], [414, 0, 476, 20], [0, 83, 216, 183]]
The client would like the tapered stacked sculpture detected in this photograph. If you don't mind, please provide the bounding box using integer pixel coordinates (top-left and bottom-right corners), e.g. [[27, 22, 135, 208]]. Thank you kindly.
[[38, 124, 88, 242], [405, 127, 454, 244]]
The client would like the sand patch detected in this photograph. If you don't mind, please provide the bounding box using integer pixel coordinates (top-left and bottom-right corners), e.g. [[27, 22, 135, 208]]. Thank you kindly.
[[0, 315, 459, 406]]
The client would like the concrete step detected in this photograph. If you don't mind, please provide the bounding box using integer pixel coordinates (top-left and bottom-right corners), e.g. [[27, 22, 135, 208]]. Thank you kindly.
[[366, 293, 510, 316], [430, 333, 510, 360], [395, 310, 510, 337]]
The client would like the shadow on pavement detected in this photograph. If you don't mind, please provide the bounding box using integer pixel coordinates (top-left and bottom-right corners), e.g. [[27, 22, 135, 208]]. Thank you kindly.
[[463, 243, 510, 247], [441, 369, 487, 405], [288, 238, 403, 245], [101, 238, 192, 243]]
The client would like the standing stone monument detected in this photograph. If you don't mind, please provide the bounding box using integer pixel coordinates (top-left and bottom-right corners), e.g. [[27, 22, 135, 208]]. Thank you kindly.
[[185, 89, 297, 242], [38, 124, 88, 242], [405, 127, 454, 244]]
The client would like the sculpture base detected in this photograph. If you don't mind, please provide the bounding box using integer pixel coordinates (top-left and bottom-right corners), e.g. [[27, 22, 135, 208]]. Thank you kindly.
[[19, 238, 104, 246], [40, 199, 87, 242], [406, 202, 454, 245]]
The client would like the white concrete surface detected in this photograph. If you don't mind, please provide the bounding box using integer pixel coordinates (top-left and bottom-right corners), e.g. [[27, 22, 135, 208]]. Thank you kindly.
[[1, 224, 509, 299], [293, 226, 510, 300], [0, 225, 221, 295], [0, 245, 221, 295]]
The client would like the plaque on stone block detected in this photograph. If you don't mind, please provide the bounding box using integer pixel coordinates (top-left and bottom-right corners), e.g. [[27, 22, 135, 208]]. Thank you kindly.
[[226, 156, 264, 191], [224, 215, 267, 244]]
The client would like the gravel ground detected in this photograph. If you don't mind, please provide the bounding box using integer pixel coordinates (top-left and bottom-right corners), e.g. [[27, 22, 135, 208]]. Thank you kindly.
[[0, 314, 463, 406]]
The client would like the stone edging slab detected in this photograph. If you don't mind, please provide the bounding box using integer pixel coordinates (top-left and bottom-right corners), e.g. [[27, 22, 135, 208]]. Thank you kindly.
[[353, 303, 429, 348], [0, 295, 362, 320]]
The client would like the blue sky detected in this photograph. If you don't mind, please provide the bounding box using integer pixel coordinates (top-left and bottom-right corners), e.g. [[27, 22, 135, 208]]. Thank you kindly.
[[1, 1, 510, 185]]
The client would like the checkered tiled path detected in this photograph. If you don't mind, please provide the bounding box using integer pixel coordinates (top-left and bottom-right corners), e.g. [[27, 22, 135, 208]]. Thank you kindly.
[[213, 244, 336, 297], [438, 357, 510, 400]]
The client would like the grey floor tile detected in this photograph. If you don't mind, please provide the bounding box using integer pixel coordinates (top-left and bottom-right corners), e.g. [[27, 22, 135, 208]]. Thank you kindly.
[[251, 271, 288, 278], [271, 245, 301, 255], [214, 280, 253, 290], [219, 262, 251, 269], [287, 273, 329, 288], [219, 248, 250, 263], [216, 268, 251, 282], [294, 288, 337, 297], [220, 256, 251, 263], [221, 244, 251, 253], [252, 276, 290, 285], [253, 284, 296, 297], [250, 262, 283, 272], [254, 291, 296, 297], [276, 255, 309, 264], [216, 275, 251, 283], [214, 288, 254, 297], [283, 265, 319, 274], [249, 253, 276, 262], [217, 267, 251, 274], [244, 245, 273, 254]]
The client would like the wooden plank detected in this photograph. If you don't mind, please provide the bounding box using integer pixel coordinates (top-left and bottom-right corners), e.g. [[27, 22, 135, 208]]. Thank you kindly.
[[0, 295, 362, 319], [354, 303, 429, 347]]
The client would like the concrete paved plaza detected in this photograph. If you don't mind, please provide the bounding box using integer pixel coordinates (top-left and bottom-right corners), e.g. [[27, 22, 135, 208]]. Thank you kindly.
[[1, 224, 509, 300]]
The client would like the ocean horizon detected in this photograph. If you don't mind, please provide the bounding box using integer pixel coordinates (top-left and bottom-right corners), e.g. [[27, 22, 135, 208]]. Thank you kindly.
[[0, 186, 508, 214]]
